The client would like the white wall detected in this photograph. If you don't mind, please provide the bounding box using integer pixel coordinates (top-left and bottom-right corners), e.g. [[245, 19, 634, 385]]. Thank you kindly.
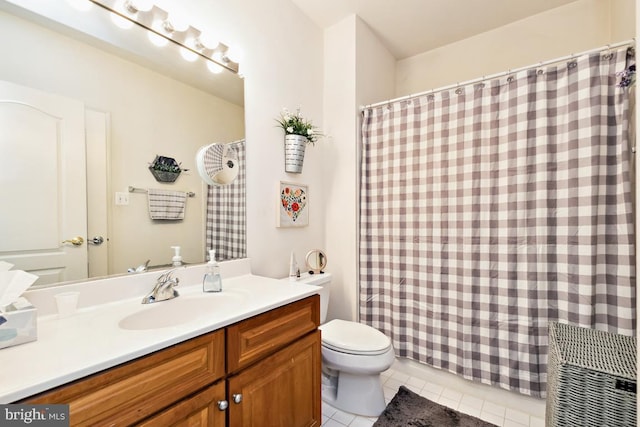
[[612, 0, 637, 41], [323, 15, 395, 321], [172, 0, 326, 278], [322, 16, 358, 321], [396, 0, 635, 97]]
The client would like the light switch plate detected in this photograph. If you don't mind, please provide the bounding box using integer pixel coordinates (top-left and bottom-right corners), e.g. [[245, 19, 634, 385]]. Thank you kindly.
[[115, 192, 129, 205]]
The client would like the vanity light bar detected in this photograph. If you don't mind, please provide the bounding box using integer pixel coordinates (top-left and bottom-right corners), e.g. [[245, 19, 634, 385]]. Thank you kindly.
[[87, 0, 240, 74]]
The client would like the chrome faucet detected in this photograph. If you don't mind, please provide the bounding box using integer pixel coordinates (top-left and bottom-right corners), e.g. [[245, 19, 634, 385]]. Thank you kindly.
[[128, 259, 150, 274], [142, 269, 180, 304]]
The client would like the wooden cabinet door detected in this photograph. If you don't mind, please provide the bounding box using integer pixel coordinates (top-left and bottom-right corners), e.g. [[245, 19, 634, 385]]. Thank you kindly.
[[137, 382, 226, 427], [227, 331, 321, 427]]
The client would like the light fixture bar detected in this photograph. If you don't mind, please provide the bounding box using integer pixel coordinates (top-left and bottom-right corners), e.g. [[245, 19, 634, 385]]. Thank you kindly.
[[87, 0, 239, 74]]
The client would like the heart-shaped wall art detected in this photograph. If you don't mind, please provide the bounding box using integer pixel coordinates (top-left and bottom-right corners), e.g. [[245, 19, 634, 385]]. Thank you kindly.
[[281, 186, 307, 222]]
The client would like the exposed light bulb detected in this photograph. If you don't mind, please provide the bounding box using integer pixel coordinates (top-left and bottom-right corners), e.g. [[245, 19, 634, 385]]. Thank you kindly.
[[99, 1, 239, 73], [145, 17, 169, 46], [148, 31, 168, 47], [184, 35, 197, 51], [180, 47, 198, 62], [207, 61, 224, 74], [211, 51, 225, 64]]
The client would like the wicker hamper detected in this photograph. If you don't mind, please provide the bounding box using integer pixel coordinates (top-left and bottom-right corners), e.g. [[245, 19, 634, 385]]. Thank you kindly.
[[546, 322, 637, 427]]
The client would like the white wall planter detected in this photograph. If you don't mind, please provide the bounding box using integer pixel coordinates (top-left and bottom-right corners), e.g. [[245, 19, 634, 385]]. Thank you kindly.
[[284, 134, 308, 173]]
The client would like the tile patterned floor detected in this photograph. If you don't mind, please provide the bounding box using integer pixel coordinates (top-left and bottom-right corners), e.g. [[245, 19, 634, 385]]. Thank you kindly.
[[321, 359, 546, 427]]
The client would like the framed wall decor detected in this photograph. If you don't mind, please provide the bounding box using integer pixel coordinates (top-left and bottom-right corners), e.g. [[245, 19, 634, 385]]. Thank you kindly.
[[277, 181, 309, 227]]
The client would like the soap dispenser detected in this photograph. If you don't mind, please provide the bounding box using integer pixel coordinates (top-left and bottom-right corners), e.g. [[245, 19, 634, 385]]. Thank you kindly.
[[203, 249, 222, 292], [171, 246, 182, 266]]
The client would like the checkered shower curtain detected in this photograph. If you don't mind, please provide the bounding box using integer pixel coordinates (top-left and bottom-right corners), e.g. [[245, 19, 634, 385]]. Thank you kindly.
[[359, 47, 635, 397], [206, 139, 246, 260]]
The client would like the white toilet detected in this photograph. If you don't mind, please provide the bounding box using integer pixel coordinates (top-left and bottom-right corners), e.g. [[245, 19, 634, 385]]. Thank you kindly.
[[295, 273, 395, 417]]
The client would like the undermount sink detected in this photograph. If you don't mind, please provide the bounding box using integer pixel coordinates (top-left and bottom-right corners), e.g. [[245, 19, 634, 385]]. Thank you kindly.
[[119, 291, 246, 330]]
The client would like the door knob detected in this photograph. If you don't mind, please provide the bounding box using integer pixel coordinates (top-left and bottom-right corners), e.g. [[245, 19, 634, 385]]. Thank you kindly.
[[88, 236, 104, 245], [217, 400, 228, 411], [232, 393, 243, 404], [61, 236, 84, 246]]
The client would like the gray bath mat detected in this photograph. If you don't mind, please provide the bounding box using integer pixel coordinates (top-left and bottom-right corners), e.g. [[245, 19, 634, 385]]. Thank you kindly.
[[373, 386, 497, 427]]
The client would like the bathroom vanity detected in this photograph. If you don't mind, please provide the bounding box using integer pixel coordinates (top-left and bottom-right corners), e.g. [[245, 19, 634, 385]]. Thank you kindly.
[[0, 260, 322, 426]]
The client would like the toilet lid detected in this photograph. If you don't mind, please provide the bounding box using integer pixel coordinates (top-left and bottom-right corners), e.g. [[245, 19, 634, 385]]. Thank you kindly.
[[319, 319, 391, 355]]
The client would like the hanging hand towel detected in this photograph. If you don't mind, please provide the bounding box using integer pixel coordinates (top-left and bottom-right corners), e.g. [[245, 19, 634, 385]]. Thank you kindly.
[[147, 189, 187, 220]]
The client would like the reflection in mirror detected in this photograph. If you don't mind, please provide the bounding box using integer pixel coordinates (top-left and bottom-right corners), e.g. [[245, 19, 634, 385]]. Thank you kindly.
[[0, 0, 245, 288], [87, 0, 240, 74], [205, 140, 246, 261], [196, 142, 241, 186], [306, 250, 327, 274]]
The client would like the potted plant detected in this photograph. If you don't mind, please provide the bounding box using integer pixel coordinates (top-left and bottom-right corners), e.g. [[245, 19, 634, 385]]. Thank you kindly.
[[148, 155, 183, 182], [276, 108, 321, 173]]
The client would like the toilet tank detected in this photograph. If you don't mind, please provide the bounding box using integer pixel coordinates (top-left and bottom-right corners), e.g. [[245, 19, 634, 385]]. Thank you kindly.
[[292, 272, 331, 323]]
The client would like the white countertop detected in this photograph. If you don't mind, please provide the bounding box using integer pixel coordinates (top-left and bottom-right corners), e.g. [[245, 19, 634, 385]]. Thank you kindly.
[[0, 261, 319, 403]]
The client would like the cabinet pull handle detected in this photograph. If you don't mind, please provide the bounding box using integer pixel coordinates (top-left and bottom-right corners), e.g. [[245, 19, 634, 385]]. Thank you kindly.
[[232, 393, 243, 404], [217, 400, 229, 411]]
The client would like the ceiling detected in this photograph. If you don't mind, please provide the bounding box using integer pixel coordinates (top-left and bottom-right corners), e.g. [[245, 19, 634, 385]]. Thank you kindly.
[[291, 0, 579, 59]]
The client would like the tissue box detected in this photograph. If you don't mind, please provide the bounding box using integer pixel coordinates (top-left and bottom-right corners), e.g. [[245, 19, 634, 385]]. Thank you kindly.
[[0, 299, 37, 350]]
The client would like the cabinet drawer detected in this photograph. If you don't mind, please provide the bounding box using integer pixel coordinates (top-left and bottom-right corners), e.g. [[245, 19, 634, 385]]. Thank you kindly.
[[227, 295, 319, 373], [138, 381, 226, 427], [24, 329, 225, 426]]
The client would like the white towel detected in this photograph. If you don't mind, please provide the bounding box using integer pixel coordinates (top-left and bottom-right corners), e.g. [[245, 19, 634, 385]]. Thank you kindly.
[[147, 189, 187, 220]]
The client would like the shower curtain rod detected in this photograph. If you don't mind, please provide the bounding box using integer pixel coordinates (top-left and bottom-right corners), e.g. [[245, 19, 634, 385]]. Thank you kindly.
[[361, 39, 635, 110]]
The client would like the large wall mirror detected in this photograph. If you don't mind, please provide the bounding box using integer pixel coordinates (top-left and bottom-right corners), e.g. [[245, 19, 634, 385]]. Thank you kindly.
[[0, 0, 245, 287]]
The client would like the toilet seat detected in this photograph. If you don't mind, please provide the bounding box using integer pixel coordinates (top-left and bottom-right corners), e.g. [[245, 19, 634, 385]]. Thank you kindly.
[[319, 319, 391, 356]]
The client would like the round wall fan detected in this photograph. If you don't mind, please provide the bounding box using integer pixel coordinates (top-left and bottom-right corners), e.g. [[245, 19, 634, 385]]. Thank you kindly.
[[196, 142, 239, 186]]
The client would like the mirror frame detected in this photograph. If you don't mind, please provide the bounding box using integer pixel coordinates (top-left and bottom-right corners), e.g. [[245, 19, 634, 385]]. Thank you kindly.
[[305, 249, 327, 274]]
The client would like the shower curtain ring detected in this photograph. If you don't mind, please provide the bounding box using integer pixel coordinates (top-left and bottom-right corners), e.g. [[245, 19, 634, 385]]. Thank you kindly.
[[603, 45, 613, 60], [507, 70, 514, 83]]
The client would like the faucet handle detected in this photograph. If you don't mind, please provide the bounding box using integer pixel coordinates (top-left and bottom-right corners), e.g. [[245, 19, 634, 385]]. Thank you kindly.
[[158, 269, 174, 281], [157, 268, 181, 286]]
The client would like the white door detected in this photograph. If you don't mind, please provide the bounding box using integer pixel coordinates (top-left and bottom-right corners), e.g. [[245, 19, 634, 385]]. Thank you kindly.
[[85, 109, 110, 278], [0, 80, 87, 286]]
